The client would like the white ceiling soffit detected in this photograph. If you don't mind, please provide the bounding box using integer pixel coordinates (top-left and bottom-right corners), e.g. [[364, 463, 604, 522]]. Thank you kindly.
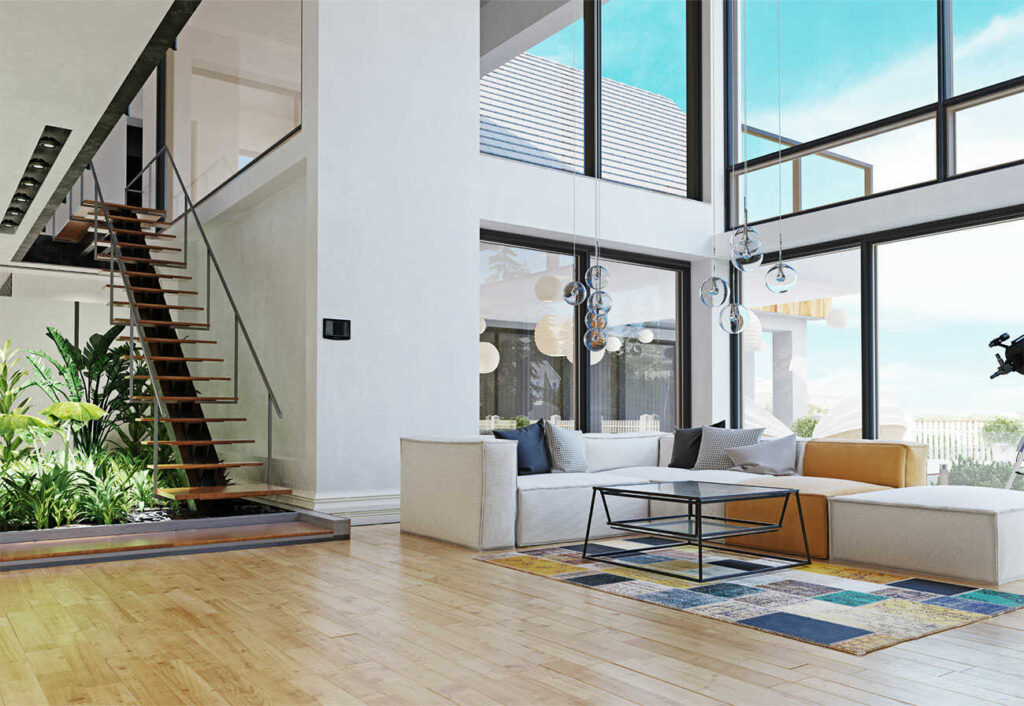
[[0, 0, 182, 264]]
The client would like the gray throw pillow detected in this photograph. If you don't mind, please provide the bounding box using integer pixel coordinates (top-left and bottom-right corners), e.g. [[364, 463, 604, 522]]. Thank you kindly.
[[545, 422, 588, 473], [693, 426, 763, 470], [727, 434, 797, 476]]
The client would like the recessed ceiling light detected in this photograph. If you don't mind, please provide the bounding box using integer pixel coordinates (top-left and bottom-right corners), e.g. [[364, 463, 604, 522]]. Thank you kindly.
[[37, 136, 61, 150], [6, 207, 24, 217], [1, 219, 19, 228], [12, 193, 31, 203], [28, 159, 50, 170], [20, 177, 40, 188]]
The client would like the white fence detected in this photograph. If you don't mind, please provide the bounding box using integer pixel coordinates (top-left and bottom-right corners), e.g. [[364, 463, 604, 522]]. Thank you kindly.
[[913, 417, 1023, 462]]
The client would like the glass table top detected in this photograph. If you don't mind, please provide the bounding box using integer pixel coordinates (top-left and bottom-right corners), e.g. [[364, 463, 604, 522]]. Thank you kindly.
[[594, 480, 795, 501]]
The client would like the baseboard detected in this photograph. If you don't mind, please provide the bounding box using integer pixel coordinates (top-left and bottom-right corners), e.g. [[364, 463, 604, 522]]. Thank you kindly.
[[270, 489, 400, 526]]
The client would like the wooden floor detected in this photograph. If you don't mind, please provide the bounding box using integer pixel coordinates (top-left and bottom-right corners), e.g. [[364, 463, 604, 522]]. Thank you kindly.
[[1, 525, 1023, 706]]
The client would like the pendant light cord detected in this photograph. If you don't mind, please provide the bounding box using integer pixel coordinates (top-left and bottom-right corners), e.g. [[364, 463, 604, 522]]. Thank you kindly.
[[741, 0, 750, 226], [776, 0, 783, 261]]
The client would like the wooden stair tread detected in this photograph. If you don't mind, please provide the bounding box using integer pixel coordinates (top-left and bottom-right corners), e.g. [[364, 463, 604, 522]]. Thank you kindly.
[[156, 462, 264, 471], [118, 337, 216, 344], [156, 484, 291, 500], [82, 199, 166, 216], [145, 439, 255, 446], [113, 318, 210, 329], [125, 355, 223, 362], [108, 285, 199, 295], [133, 396, 238, 402], [96, 240, 180, 252], [133, 375, 230, 381], [100, 254, 184, 267], [114, 301, 204, 311], [121, 270, 192, 280], [89, 227, 177, 240], [72, 214, 172, 227], [0, 520, 325, 563], [137, 417, 246, 423]]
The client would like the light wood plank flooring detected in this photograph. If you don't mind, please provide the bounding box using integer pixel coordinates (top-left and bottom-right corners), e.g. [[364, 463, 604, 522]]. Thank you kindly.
[[1, 524, 1022, 705]]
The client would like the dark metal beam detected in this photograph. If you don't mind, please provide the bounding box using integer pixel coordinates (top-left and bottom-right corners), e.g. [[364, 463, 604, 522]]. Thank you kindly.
[[584, 0, 601, 178], [685, 0, 703, 201], [860, 242, 878, 439]]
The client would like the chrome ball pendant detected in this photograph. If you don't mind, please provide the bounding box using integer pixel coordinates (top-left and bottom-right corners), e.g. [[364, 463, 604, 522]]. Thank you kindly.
[[562, 280, 587, 306], [699, 276, 729, 308], [765, 262, 798, 294]]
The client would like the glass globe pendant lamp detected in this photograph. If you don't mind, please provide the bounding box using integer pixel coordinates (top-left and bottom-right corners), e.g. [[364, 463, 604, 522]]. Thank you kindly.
[[585, 311, 608, 330], [764, 261, 797, 294], [719, 302, 751, 335], [699, 276, 729, 308], [587, 290, 612, 316], [585, 264, 609, 290], [731, 232, 763, 272], [584, 327, 607, 352], [562, 280, 587, 306]]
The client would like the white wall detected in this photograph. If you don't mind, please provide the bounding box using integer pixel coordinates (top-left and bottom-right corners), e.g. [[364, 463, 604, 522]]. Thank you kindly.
[[312, 0, 480, 523]]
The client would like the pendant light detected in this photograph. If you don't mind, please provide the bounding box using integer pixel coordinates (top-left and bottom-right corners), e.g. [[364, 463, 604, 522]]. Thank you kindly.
[[730, 0, 763, 273], [764, 0, 797, 295], [699, 2, 730, 310], [563, 8, 588, 309]]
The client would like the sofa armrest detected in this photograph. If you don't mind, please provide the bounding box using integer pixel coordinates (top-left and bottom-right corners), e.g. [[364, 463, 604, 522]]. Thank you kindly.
[[400, 436, 517, 550], [658, 435, 674, 466]]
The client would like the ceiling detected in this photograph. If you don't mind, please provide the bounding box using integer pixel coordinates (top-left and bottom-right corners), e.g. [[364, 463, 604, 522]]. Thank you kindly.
[[0, 0, 174, 265]]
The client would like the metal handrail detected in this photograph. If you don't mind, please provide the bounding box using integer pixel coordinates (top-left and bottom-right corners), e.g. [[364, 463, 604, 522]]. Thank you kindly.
[[88, 161, 171, 494], [137, 146, 283, 419]]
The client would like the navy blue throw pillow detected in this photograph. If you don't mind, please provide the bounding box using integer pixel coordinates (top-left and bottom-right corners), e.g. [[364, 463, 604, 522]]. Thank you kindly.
[[494, 421, 551, 475], [669, 420, 726, 469]]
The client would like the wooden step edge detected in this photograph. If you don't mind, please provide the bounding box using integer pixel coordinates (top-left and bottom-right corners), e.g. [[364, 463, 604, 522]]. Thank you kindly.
[[137, 418, 246, 423], [96, 240, 181, 252], [121, 271, 193, 281], [132, 375, 231, 381], [117, 337, 216, 344], [99, 255, 185, 267], [82, 199, 166, 215], [132, 396, 239, 403], [155, 462, 264, 470], [155, 484, 293, 501], [123, 356, 224, 362], [72, 213, 171, 226], [114, 301, 205, 311], [107, 285, 199, 295], [144, 439, 255, 447], [112, 319, 210, 329]]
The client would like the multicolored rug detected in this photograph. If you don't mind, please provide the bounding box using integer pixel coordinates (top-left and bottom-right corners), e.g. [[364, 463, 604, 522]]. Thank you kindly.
[[477, 537, 1024, 655]]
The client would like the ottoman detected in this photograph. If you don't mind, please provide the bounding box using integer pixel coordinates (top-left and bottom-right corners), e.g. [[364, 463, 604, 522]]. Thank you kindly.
[[830, 486, 1024, 585]]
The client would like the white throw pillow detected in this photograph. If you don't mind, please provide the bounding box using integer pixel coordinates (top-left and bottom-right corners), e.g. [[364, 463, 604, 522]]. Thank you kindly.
[[693, 426, 763, 470], [727, 434, 798, 476], [545, 422, 588, 473]]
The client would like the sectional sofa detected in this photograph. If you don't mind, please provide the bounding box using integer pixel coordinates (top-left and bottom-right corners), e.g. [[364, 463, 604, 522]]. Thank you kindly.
[[400, 432, 928, 558]]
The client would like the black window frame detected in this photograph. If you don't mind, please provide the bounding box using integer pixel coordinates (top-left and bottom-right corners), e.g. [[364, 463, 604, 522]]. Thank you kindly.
[[488, 0, 705, 202], [723, 0, 1024, 229], [728, 204, 1024, 433], [481, 229, 692, 433]]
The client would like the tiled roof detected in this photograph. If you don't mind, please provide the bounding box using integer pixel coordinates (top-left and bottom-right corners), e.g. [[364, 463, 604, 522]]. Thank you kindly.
[[481, 52, 686, 196]]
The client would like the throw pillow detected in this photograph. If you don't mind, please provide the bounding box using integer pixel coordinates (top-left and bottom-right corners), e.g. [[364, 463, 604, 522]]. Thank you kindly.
[[693, 426, 764, 470], [545, 421, 588, 473], [668, 420, 726, 468], [493, 421, 550, 476], [726, 434, 797, 476]]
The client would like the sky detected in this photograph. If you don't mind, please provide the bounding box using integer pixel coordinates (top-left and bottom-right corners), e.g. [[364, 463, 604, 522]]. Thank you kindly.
[[522, 1, 1024, 421]]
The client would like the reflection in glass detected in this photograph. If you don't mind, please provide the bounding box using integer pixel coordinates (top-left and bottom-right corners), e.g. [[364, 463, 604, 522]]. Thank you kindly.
[[589, 260, 678, 433], [742, 250, 861, 439], [952, 90, 1024, 175]]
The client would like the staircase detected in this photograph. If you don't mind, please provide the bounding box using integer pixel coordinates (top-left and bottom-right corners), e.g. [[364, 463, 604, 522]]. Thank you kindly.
[[80, 150, 288, 502]]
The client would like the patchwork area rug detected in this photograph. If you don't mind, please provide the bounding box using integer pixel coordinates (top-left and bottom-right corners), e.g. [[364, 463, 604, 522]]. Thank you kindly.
[[477, 537, 1024, 655]]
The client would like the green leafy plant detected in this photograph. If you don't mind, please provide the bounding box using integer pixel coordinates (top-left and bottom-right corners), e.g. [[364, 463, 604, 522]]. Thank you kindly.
[[948, 456, 1024, 491], [0, 341, 32, 464], [1, 461, 83, 530], [26, 326, 152, 456], [981, 416, 1024, 448], [792, 415, 819, 438], [78, 470, 133, 525]]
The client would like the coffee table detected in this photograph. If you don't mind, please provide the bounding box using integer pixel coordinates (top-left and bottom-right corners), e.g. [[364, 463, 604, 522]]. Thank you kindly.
[[582, 480, 811, 582]]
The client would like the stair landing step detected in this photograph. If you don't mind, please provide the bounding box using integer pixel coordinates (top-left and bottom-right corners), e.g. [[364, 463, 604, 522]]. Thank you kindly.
[[0, 520, 327, 564], [124, 355, 223, 362], [133, 396, 238, 403], [133, 375, 230, 381], [156, 483, 290, 500], [137, 417, 246, 423], [145, 439, 254, 447], [157, 462, 263, 471]]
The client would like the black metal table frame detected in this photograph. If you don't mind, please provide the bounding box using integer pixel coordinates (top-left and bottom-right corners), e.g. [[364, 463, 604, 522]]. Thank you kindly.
[[582, 484, 812, 583]]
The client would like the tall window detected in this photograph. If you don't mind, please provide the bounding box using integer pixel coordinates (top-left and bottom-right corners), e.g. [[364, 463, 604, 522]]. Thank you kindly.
[[600, 0, 687, 196], [169, 0, 301, 204], [729, 0, 1024, 223], [480, 243, 576, 432], [879, 222, 1024, 489], [481, 0, 698, 198], [589, 260, 679, 432], [480, 237, 688, 434], [742, 250, 861, 439]]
